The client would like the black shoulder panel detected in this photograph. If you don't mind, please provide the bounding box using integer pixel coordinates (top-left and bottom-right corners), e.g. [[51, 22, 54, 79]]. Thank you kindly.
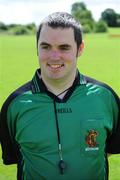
[[85, 76, 120, 108], [0, 81, 32, 164]]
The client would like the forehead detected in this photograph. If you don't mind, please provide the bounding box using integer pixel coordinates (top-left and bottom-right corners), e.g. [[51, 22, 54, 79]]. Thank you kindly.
[[39, 25, 75, 44]]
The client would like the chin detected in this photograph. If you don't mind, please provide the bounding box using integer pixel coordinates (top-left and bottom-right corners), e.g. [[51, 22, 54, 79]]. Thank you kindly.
[[47, 73, 64, 80], [49, 76, 63, 80]]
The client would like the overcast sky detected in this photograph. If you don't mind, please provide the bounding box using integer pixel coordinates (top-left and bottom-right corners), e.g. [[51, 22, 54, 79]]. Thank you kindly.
[[0, 0, 120, 25]]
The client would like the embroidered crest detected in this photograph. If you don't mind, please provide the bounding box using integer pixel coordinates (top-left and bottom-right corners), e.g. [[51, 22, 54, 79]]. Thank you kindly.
[[85, 129, 99, 148]]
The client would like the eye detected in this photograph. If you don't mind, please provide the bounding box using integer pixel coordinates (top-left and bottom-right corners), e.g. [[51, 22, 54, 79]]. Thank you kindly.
[[59, 45, 71, 51], [40, 43, 51, 50], [41, 45, 50, 50]]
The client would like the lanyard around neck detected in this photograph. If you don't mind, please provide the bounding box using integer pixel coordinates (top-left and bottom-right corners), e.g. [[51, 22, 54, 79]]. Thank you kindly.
[[53, 99, 67, 174]]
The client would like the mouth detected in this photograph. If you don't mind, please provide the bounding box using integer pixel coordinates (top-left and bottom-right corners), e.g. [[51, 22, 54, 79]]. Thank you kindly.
[[47, 63, 64, 70]]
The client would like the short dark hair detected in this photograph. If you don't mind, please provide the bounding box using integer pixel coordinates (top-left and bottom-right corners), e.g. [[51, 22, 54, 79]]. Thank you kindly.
[[36, 12, 83, 50]]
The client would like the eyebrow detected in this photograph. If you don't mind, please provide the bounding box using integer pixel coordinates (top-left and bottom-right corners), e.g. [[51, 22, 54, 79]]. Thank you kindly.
[[39, 42, 71, 48], [40, 42, 50, 46], [59, 44, 71, 48]]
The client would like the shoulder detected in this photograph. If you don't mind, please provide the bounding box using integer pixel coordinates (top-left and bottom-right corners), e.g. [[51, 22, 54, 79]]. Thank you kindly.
[[1, 81, 32, 114], [84, 75, 120, 106]]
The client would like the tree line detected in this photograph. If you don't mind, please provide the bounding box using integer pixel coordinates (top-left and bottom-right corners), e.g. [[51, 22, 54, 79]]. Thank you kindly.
[[0, 2, 120, 35], [0, 22, 36, 35], [71, 2, 120, 33]]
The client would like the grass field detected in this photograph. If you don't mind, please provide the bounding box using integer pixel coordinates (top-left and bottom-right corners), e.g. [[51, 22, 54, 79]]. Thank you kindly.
[[0, 28, 120, 179]]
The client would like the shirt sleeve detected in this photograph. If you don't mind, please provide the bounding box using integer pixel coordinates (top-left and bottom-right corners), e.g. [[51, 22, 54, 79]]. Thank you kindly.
[[0, 96, 19, 165], [0, 81, 31, 165], [106, 93, 120, 154]]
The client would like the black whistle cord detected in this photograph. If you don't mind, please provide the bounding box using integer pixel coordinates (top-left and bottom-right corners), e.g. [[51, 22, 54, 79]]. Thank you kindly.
[[53, 99, 67, 174]]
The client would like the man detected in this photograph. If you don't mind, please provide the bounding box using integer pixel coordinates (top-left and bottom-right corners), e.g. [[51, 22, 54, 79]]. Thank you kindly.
[[0, 12, 120, 180]]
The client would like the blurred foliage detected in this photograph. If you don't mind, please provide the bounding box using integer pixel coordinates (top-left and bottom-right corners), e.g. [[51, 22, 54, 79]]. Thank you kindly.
[[71, 1, 120, 33], [0, 22, 36, 35], [94, 20, 108, 33], [101, 8, 120, 27]]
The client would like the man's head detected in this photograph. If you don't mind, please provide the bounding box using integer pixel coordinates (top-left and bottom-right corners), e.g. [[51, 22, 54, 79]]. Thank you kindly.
[[37, 12, 83, 50], [36, 12, 84, 85]]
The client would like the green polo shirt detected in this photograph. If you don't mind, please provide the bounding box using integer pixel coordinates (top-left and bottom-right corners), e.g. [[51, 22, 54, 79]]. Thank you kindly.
[[0, 69, 120, 180]]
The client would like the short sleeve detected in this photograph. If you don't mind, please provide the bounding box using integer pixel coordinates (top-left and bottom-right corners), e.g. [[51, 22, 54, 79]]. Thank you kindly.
[[0, 96, 19, 165], [106, 93, 120, 154]]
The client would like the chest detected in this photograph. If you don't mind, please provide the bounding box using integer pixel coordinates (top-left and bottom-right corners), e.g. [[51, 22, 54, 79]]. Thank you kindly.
[[14, 93, 113, 154]]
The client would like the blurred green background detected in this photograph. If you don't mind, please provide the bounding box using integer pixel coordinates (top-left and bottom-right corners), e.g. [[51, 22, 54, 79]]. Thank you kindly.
[[0, 28, 120, 179]]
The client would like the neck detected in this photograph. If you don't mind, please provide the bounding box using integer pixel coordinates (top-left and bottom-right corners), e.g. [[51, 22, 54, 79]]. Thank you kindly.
[[41, 71, 77, 96]]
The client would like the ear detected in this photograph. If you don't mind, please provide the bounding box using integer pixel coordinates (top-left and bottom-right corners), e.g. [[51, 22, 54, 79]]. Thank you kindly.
[[77, 41, 84, 57]]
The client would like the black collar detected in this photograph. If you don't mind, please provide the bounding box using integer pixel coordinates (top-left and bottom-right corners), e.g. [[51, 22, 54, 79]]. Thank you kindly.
[[31, 69, 86, 102]]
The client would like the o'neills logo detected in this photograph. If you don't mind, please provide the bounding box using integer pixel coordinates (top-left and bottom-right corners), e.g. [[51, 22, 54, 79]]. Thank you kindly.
[[57, 108, 72, 113], [85, 129, 99, 151]]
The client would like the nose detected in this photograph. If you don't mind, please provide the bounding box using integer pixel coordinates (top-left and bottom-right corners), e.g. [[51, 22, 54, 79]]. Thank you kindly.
[[50, 50, 61, 59]]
